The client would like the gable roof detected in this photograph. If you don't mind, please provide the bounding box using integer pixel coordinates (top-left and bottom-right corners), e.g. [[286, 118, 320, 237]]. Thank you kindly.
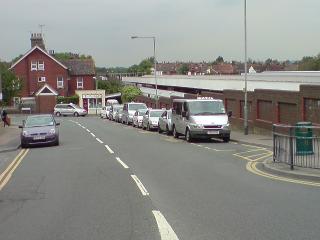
[[35, 84, 58, 96], [9, 46, 68, 70], [60, 59, 95, 76]]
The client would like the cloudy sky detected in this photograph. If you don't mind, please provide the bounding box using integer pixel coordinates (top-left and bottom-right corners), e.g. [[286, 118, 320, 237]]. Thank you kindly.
[[1, 0, 319, 67]]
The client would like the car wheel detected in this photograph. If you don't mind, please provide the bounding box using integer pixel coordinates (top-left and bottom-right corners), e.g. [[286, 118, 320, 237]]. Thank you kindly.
[[173, 126, 179, 138], [158, 124, 162, 133], [223, 136, 230, 143], [74, 112, 79, 117], [166, 125, 171, 136], [21, 142, 28, 148], [185, 128, 193, 142], [56, 112, 61, 117], [54, 138, 59, 146]]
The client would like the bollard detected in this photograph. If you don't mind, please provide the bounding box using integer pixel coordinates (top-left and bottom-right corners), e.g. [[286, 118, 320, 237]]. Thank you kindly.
[[272, 125, 276, 162], [289, 127, 294, 170]]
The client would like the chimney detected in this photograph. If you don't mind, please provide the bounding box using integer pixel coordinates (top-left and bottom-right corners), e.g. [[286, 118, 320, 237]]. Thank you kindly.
[[30, 33, 46, 50]]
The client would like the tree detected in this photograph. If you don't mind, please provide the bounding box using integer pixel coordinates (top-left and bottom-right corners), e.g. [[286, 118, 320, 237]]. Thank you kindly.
[[215, 56, 224, 64], [98, 79, 123, 94], [0, 62, 22, 104], [128, 57, 153, 75], [177, 63, 189, 75], [298, 55, 320, 71], [121, 85, 142, 103]]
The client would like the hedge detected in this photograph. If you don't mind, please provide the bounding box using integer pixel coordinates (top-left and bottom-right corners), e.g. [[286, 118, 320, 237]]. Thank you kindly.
[[57, 95, 79, 104]]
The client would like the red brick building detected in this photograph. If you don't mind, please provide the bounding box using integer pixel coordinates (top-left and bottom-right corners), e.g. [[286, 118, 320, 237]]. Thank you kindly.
[[9, 33, 96, 112]]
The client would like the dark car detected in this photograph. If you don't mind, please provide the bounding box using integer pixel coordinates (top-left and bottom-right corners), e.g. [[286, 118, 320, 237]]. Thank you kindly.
[[20, 114, 60, 148]]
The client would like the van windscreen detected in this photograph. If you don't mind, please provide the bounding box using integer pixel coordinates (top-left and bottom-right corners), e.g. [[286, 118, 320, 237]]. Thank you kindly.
[[188, 101, 226, 115], [129, 104, 147, 111]]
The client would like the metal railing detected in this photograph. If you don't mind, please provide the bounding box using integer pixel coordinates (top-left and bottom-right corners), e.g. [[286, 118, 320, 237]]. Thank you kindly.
[[273, 124, 320, 169]]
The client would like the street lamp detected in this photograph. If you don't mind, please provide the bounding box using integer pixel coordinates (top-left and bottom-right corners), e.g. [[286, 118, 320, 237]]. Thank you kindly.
[[244, 0, 249, 135], [131, 36, 158, 108]]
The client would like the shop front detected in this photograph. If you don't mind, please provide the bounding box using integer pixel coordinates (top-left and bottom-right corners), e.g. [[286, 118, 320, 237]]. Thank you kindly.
[[76, 90, 105, 115]]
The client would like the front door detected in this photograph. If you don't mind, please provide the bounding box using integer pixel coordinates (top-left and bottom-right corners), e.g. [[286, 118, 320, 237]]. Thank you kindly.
[[83, 98, 88, 112]]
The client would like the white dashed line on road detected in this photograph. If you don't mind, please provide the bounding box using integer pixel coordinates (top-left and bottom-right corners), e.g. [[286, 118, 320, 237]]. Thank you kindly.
[[90, 133, 96, 137], [152, 210, 180, 240], [131, 175, 149, 196], [82, 126, 86, 129], [96, 138, 104, 144], [86, 129, 91, 133], [116, 157, 129, 169], [105, 145, 114, 154]]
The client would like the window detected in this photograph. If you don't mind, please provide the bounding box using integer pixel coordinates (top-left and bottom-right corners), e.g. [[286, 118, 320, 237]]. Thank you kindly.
[[31, 61, 37, 71], [38, 61, 44, 70], [77, 77, 83, 89], [57, 76, 64, 88], [38, 76, 46, 82]]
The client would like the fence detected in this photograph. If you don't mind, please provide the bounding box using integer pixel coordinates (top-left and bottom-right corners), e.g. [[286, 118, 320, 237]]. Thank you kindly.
[[273, 124, 320, 169]]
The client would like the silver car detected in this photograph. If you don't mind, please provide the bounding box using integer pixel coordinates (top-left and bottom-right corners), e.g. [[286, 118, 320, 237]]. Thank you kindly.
[[100, 106, 111, 119], [108, 104, 123, 121], [114, 109, 124, 123], [122, 102, 148, 125], [132, 109, 147, 128], [142, 109, 165, 131], [54, 103, 87, 117], [158, 109, 173, 135]]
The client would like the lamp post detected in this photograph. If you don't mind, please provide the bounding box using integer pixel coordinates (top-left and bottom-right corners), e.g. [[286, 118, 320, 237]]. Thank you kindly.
[[131, 36, 158, 108], [93, 76, 98, 115], [244, 0, 249, 135]]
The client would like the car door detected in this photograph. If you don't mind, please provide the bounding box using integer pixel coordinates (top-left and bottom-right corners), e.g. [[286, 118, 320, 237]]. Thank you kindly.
[[160, 111, 167, 130], [142, 110, 149, 128]]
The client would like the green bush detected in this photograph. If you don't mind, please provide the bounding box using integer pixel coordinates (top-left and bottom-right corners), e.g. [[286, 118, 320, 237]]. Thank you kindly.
[[121, 86, 142, 103], [57, 95, 79, 104]]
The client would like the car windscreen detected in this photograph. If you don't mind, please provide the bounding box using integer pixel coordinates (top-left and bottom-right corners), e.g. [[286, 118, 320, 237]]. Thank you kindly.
[[25, 116, 55, 127], [150, 111, 164, 117], [113, 105, 123, 111], [138, 110, 147, 115], [129, 104, 147, 111], [187, 101, 226, 116]]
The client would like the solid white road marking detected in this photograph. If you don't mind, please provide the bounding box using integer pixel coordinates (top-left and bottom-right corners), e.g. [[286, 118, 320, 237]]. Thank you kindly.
[[105, 145, 114, 154], [152, 210, 180, 240], [116, 157, 129, 169], [96, 138, 104, 144], [91, 133, 96, 137], [131, 175, 149, 196]]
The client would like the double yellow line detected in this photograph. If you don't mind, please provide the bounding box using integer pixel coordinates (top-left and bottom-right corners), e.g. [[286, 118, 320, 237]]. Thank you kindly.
[[0, 148, 29, 191], [246, 161, 320, 187]]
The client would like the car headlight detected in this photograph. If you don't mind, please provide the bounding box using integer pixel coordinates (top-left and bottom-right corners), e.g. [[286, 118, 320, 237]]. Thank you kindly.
[[190, 123, 203, 129], [22, 131, 28, 136], [49, 128, 56, 135], [222, 122, 230, 130]]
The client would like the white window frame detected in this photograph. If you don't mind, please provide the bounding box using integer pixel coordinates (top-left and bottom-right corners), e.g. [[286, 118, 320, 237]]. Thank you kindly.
[[38, 76, 46, 82], [77, 77, 83, 89], [57, 76, 64, 88], [38, 61, 45, 71], [31, 61, 37, 71]]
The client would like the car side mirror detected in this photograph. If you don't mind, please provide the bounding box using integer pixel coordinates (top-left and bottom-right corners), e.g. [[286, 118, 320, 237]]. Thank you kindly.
[[227, 111, 232, 117], [56, 122, 60, 126]]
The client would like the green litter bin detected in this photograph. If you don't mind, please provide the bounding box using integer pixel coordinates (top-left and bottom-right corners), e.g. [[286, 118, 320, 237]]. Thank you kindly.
[[295, 122, 314, 155]]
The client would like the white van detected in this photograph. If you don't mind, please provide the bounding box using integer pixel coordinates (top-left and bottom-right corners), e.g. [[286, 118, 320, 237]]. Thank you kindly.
[[121, 102, 148, 125], [171, 98, 231, 142]]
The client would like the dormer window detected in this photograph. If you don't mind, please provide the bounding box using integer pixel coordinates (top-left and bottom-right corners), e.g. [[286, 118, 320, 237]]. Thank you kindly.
[[31, 61, 37, 71], [38, 61, 45, 70]]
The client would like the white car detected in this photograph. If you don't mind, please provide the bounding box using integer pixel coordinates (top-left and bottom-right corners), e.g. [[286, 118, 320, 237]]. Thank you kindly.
[[100, 106, 111, 119], [142, 109, 165, 131], [132, 109, 147, 128], [158, 109, 173, 135]]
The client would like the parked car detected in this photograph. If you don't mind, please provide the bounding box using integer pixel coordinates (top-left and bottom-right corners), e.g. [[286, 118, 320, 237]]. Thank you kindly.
[[54, 103, 87, 117], [114, 109, 124, 123], [142, 109, 165, 131], [101, 106, 112, 119], [108, 104, 123, 121], [171, 98, 232, 142], [132, 109, 147, 128], [122, 102, 148, 125], [20, 114, 60, 148], [158, 109, 173, 135]]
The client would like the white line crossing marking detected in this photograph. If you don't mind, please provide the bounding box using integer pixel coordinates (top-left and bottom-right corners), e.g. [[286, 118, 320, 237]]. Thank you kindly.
[[152, 210, 180, 240], [116, 157, 129, 169], [131, 175, 149, 196], [90, 133, 96, 137], [96, 138, 104, 144], [105, 145, 114, 154]]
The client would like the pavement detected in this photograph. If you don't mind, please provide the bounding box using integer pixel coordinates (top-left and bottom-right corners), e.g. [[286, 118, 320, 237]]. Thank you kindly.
[[0, 115, 318, 182]]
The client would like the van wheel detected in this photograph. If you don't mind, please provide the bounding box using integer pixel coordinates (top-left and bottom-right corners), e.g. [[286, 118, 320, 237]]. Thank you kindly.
[[158, 124, 162, 133], [185, 129, 193, 142], [173, 126, 179, 138], [56, 112, 61, 117], [74, 112, 79, 117]]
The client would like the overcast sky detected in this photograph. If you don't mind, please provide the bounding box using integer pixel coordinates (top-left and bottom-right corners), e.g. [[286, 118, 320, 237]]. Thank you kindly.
[[1, 0, 319, 67]]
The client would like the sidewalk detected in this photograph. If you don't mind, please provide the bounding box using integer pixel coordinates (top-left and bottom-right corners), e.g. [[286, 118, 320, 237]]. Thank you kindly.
[[230, 130, 272, 148], [0, 124, 21, 153]]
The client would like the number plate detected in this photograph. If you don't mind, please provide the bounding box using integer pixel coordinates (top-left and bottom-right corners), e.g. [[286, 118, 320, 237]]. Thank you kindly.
[[207, 131, 219, 135], [33, 135, 45, 140]]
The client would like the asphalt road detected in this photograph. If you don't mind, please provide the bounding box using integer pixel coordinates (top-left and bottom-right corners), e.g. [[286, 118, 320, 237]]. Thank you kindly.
[[1, 116, 320, 240]]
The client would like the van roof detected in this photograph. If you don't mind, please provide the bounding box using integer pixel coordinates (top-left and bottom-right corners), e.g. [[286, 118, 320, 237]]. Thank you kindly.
[[172, 99, 223, 103]]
